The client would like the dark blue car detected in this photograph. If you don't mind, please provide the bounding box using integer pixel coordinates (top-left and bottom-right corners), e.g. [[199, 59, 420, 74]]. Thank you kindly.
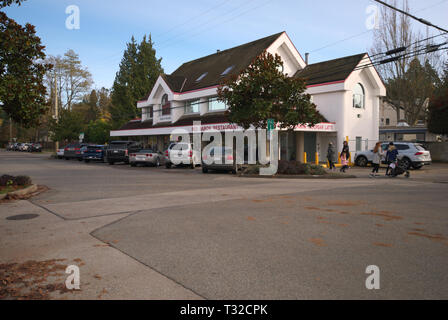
[[83, 145, 106, 163]]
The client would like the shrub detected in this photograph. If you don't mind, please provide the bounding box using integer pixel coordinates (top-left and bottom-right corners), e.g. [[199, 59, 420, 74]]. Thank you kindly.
[[304, 164, 327, 175], [15, 175, 32, 186], [277, 160, 307, 175], [0, 175, 17, 187]]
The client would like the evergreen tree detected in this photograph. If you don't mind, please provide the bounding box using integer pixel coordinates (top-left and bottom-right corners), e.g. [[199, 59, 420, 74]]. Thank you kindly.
[[110, 35, 163, 129]]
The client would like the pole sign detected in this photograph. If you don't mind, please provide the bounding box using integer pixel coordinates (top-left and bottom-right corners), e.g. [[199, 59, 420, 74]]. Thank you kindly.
[[267, 119, 275, 141]]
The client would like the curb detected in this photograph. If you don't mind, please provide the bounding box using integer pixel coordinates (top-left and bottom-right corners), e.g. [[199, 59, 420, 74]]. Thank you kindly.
[[5, 184, 38, 197], [238, 174, 357, 179]]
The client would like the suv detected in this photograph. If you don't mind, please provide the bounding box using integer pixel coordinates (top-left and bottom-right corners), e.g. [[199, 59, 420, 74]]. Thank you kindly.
[[354, 142, 431, 169], [165, 142, 201, 169], [106, 141, 141, 165]]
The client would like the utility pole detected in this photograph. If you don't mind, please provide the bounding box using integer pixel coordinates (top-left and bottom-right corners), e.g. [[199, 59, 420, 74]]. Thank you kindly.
[[9, 117, 12, 142], [54, 70, 59, 152]]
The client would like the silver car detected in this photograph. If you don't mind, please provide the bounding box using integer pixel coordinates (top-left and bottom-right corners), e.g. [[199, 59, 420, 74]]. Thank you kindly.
[[354, 142, 431, 169], [129, 149, 165, 167], [165, 142, 201, 169], [202, 146, 237, 174]]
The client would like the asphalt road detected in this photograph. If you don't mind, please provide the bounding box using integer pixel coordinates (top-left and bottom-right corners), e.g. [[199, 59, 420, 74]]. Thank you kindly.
[[1, 150, 447, 299]]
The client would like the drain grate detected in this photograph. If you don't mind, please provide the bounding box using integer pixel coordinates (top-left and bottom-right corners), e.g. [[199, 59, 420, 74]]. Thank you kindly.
[[6, 214, 39, 220]]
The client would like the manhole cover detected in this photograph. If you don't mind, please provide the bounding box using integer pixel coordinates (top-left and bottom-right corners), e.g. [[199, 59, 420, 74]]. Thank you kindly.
[[6, 214, 39, 220]]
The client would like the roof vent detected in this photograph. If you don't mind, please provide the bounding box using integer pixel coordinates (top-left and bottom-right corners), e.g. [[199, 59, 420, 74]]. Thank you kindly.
[[196, 72, 208, 82], [221, 65, 235, 76]]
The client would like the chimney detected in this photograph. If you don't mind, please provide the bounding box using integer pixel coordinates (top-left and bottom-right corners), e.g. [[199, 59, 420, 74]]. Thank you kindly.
[[217, 49, 221, 53], [305, 53, 309, 65]]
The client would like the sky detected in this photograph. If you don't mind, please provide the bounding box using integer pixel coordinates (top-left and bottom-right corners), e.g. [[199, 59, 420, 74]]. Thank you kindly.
[[3, 0, 448, 89]]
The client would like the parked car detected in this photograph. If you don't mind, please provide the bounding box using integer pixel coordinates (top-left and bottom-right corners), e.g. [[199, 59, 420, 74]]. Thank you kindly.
[[28, 143, 42, 152], [106, 141, 141, 165], [64, 143, 88, 160], [354, 142, 431, 169], [165, 142, 201, 169], [202, 146, 237, 174], [83, 145, 106, 163], [129, 148, 165, 167], [57, 146, 65, 159]]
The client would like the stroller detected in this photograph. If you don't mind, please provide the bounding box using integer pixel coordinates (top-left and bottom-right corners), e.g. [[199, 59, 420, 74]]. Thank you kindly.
[[389, 159, 410, 178]]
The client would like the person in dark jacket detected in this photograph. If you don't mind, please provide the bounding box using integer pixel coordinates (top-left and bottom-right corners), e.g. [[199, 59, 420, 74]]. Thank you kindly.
[[385, 142, 398, 176], [327, 142, 337, 170]]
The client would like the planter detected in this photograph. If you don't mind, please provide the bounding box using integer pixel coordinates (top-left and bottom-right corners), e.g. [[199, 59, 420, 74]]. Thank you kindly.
[[6, 184, 38, 197]]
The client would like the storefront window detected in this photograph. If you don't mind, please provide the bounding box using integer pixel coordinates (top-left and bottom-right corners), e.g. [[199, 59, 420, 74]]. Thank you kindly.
[[208, 97, 226, 111], [185, 99, 200, 114]]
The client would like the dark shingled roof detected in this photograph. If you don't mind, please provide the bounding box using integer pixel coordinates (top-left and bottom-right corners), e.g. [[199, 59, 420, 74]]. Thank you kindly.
[[295, 53, 366, 86], [169, 32, 284, 93]]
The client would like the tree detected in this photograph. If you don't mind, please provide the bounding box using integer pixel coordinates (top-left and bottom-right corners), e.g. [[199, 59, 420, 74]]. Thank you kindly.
[[370, 0, 442, 125], [85, 119, 111, 144], [0, 0, 26, 8], [218, 52, 324, 130], [0, 11, 52, 128], [110, 35, 163, 128], [428, 61, 448, 135], [387, 58, 440, 125], [49, 109, 85, 142]]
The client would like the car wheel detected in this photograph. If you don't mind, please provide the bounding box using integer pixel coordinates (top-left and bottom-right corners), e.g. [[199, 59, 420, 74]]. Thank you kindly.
[[401, 157, 411, 169], [356, 156, 368, 167], [202, 166, 208, 173], [130, 163, 136, 167], [65, 157, 69, 160], [165, 163, 172, 169], [84, 160, 90, 163], [412, 164, 423, 170], [108, 161, 114, 165]]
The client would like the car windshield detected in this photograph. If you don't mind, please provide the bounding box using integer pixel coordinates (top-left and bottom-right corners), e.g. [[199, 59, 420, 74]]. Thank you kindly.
[[109, 143, 127, 149]]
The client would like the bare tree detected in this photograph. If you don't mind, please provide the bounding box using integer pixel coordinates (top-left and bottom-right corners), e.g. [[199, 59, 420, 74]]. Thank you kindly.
[[370, 0, 441, 125], [45, 50, 93, 112]]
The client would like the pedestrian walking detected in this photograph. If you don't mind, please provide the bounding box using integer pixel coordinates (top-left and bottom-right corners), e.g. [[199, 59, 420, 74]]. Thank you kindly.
[[369, 142, 383, 178], [340, 141, 350, 173], [385, 142, 398, 176], [327, 142, 337, 170]]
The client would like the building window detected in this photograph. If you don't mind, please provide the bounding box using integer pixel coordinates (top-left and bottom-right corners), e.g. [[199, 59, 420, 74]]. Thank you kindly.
[[161, 94, 170, 116], [386, 118, 390, 125], [185, 99, 200, 114], [144, 106, 153, 119], [353, 83, 365, 109], [208, 97, 226, 111], [356, 137, 362, 152]]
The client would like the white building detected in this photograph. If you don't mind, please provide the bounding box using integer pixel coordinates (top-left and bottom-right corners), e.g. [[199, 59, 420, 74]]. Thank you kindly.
[[111, 31, 386, 162]]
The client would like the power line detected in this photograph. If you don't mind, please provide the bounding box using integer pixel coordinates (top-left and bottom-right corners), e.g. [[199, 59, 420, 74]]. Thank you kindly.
[[372, 0, 448, 33]]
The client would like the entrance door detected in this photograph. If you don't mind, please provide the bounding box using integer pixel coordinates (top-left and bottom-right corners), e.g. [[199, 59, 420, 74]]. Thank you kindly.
[[304, 132, 316, 163]]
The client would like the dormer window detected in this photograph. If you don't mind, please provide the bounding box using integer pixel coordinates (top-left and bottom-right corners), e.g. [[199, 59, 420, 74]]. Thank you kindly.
[[196, 72, 208, 82], [221, 65, 234, 76], [161, 94, 170, 115], [185, 99, 200, 114]]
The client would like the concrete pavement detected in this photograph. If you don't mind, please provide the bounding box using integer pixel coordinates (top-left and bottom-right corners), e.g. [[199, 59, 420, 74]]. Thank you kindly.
[[1, 150, 447, 299]]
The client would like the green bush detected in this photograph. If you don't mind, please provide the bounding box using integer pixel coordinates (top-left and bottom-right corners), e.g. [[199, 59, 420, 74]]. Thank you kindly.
[[0, 175, 16, 187], [15, 175, 32, 186]]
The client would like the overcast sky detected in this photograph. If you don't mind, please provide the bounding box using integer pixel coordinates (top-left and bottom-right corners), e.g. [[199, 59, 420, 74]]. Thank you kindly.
[[4, 0, 448, 89]]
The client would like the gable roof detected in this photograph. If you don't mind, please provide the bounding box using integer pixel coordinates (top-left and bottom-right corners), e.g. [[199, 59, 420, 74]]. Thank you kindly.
[[294, 53, 366, 86], [168, 32, 284, 93]]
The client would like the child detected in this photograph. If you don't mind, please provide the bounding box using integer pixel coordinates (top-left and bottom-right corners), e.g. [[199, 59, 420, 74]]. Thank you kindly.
[[369, 142, 383, 177], [340, 153, 349, 173]]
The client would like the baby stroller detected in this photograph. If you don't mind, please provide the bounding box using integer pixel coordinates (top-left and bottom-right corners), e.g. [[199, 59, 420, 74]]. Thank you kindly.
[[389, 159, 410, 178]]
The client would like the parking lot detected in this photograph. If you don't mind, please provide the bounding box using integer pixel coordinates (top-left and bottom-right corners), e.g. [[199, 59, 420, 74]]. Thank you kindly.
[[1, 149, 448, 299]]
